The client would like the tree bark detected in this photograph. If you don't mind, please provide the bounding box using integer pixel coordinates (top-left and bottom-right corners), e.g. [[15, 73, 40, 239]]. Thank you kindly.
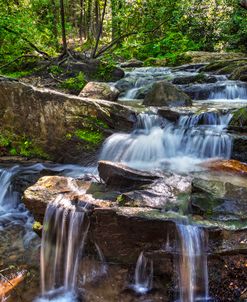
[[60, 0, 67, 54], [91, 0, 107, 58], [51, 0, 59, 49]]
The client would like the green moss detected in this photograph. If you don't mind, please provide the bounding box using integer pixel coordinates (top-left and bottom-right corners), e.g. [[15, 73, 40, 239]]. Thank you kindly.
[[48, 65, 63, 75], [60, 72, 87, 92], [33, 221, 42, 231], [230, 107, 247, 127], [116, 194, 126, 206], [0, 70, 34, 79], [92, 61, 116, 81], [0, 132, 50, 159], [74, 129, 104, 145]]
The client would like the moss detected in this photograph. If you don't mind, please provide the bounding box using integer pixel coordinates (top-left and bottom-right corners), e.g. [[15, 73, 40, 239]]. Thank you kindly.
[[230, 64, 247, 81], [116, 194, 126, 206], [60, 72, 87, 92], [91, 61, 116, 81], [0, 132, 50, 159], [0, 70, 34, 79], [74, 129, 104, 145], [33, 221, 42, 231], [230, 107, 247, 127]]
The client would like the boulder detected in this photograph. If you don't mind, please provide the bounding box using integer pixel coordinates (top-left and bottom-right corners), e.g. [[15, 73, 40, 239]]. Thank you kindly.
[[157, 109, 181, 123], [119, 174, 191, 210], [231, 135, 247, 163], [120, 59, 144, 68], [79, 82, 120, 102], [191, 172, 247, 220], [143, 80, 192, 107], [229, 107, 247, 131], [172, 73, 217, 85], [184, 51, 245, 64], [98, 160, 160, 187], [0, 79, 136, 164], [200, 159, 247, 176], [230, 64, 247, 82]]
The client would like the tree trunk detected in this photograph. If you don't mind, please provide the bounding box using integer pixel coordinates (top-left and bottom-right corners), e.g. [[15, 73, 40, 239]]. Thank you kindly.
[[91, 0, 107, 58], [51, 0, 59, 49], [60, 0, 67, 54], [79, 0, 85, 42]]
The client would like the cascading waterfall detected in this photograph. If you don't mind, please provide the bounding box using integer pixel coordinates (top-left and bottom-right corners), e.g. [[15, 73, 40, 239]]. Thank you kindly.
[[176, 223, 210, 302], [100, 111, 232, 171], [209, 83, 247, 100], [131, 252, 153, 294], [38, 196, 88, 301]]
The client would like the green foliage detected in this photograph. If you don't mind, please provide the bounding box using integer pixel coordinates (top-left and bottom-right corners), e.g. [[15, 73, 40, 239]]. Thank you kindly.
[[74, 129, 104, 145], [60, 72, 87, 92], [0, 132, 49, 159], [48, 65, 63, 75]]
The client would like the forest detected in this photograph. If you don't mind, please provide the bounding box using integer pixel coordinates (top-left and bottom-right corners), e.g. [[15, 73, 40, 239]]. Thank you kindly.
[[0, 0, 247, 79], [0, 1, 247, 302]]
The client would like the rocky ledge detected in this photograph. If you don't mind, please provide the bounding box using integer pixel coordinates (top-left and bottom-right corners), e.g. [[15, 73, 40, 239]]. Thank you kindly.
[[0, 78, 136, 164], [21, 160, 247, 301]]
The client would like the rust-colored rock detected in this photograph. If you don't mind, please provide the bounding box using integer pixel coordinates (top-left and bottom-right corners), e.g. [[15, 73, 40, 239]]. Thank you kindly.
[[200, 159, 247, 176]]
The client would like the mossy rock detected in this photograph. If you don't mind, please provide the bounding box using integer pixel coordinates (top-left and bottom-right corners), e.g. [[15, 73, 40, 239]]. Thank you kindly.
[[229, 107, 247, 129], [202, 59, 247, 75], [230, 64, 247, 82]]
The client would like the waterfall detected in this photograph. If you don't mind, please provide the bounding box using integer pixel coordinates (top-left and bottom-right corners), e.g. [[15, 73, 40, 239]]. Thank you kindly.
[[176, 223, 210, 302], [131, 252, 153, 294], [100, 112, 232, 171], [39, 197, 88, 299], [209, 83, 247, 100]]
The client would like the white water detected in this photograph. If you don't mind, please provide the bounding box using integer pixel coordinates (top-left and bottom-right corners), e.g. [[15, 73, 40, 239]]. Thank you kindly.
[[100, 111, 232, 172], [40, 200, 88, 296], [176, 223, 210, 302], [131, 252, 153, 294], [209, 83, 247, 100]]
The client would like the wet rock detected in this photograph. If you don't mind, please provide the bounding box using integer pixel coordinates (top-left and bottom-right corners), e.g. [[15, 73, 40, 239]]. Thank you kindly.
[[120, 174, 191, 210], [0, 79, 136, 164], [157, 109, 181, 123], [201, 59, 247, 76], [79, 82, 120, 102], [200, 159, 247, 176], [231, 134, 247, 163], [191, 173, 247, 220], [143, 80, 192, 107], [229, 107, 247, 131], [230, 64, 247, 82], [172, 73, 217, 85], [120, 59, 144, 68], [98, 160, 160, 187]]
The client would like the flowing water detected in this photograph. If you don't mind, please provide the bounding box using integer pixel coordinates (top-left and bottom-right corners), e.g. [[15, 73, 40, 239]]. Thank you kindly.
[[1, 64, 247, 301], [38, 199, 88, 301], [131, 252, 153, 295], [100, 111, 232, 172], [175, 223, 210, 302]]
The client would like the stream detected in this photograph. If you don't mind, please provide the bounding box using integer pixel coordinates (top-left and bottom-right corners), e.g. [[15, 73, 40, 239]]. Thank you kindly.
[[0, 64, 247, 301]]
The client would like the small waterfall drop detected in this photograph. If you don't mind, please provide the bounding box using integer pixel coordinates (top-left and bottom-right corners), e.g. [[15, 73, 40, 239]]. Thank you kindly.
[[39, 198, 88, 299], [209, 83, 247, 100], [131, 252, 153, 295], [176, 223, 210, 302], [100, 111, 232, 171]]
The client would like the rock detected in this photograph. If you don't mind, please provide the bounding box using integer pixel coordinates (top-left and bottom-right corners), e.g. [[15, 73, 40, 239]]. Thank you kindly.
[[157, 109, 181, 123], [230, 64, 247, 82], [191, 173, 247, 220], [184, 51, 245, 64], [22, 174, 247, 302], [120, 59, 144, 68], [79, 82, 120, 102], [231, 134, 247, 163], [229, 107, 247, 131], [200, 159, 247, 176], [172, 73, 217, 85], [98, 160, 160, 187], [119, 174, 191, 210], [143, 80, 192, 107], [0, 79, 136, 164], [201, 59, 247, 76]]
